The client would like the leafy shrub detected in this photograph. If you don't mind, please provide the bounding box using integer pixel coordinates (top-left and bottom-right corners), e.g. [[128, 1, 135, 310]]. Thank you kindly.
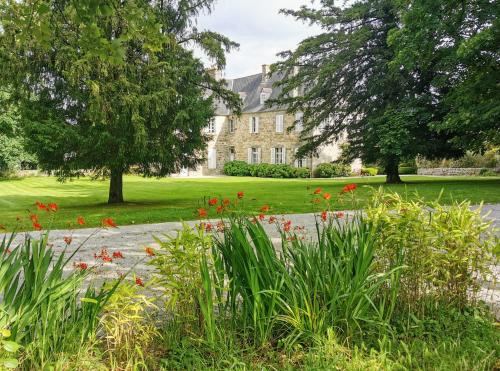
[[365, 190, 497, 311], [416, 148, 500, 169], [314, 163, 351, 178], [223, 160, 252, 176], [295, 167, 310, 178], [398, 166, 417, 174], [266, 164, 297, 178], [361, 167, 378, 176], [250, 163, 272, 177]]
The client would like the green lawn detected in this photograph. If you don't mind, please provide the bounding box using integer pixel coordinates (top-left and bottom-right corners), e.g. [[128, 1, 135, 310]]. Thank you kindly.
[[1, 175, 499, 231]]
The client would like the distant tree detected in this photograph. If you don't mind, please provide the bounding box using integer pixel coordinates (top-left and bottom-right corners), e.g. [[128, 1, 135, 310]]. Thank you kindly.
[[389, 0, 500, 151], [269, 0, 471, 183], [0, 0, 240, 202], [0, 93, 37, 176]]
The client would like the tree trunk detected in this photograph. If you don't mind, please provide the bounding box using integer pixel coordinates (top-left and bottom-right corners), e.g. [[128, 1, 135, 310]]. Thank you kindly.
[[385, 159, 402, 184], [108, 168, 124, 204]]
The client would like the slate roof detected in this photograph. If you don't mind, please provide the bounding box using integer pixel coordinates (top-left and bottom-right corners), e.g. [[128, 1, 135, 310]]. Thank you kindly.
[[215, 71, 286, 115]]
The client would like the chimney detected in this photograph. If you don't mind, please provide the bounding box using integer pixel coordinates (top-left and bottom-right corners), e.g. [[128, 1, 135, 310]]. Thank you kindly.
[[206, 66, 222, 81], [262, 64, 271, 82]]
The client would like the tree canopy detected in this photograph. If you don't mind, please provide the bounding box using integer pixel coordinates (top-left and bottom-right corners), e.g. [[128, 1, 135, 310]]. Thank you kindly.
[[0, 0, 240, 202], [270, 0, 498, 183]]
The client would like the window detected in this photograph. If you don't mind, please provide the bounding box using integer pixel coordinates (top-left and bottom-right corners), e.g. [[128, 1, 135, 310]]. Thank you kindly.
[[248, 147, 260, 164], [271, 147, 286, 164], [208, 148, 217, 169], [228, 119, 235, 133], [295, 112, 304, 132], [206, 119, 216, 134], [294, 148, 306, 168], [260, 92, 270, 105], [249, 116, 259, 133], [229, 146, 235, 161], [275, 114, 284, 133]]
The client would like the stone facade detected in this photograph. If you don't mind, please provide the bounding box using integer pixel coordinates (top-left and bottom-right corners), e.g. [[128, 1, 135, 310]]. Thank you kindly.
[[178, 65, 360, 177]]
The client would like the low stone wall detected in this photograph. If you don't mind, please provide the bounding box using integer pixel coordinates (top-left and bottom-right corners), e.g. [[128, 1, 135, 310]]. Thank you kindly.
[[417, 167, 498, 176]]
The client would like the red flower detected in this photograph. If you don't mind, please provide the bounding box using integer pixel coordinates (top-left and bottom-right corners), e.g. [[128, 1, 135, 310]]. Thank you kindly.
[[258, 213, 265, 221], [283, 220, 292, 232], [342, 184, 357, 193], [95, 249, 113, 263], [335, 211, 345, 219], [198, 208, 208, 218], [260, 205, 270, 213], [30, 213, 39, 223], [313, 187, 322, 195], [135, 277, 144, 287], [205, 223, 213, 232], [268, 216, 277, 224], [216, 221, 225, 232], [112, 251, 124, 259], [216, 205, 224, 214], [223, 198, 231, 206], [237, 191, 244, 199], [74, 262, 88, 271], [323, 193, 331, 200], [64, 236, 73, 245], [321, 211, 328, 222], [208, 198, 218, 206], [145, 247, 155, 256], [77, 216, 85, 226], [48, 203, 58, 212], [33, 222, 42, 231], [35, 201, 47, 211], [102, 218, 117, 228]]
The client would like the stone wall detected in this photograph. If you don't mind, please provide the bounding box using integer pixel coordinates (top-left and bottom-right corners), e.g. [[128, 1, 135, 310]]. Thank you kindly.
[[417, 167, 498, 176]]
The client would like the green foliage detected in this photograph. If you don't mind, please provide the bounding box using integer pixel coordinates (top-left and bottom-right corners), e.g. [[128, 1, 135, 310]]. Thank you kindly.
[[223, 160, 253, 176], [314, 163, 351, 178], [0, 232, 114, 368], [224, 160, 310, 178], [365, 190, 498, 312], [398, 166, 416, 175], [0, 0, 240, 202], [361, 167, 379, 176], [417, 148, 500, 169]]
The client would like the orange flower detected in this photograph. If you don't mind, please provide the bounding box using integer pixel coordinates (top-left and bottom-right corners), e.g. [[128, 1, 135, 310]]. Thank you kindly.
[[313, 187, 322, 195], [77, 216, 85, 225], [74, 262, 88, 271], [145, 247, 155, 256], [30, 213, 38, 223], [208, 198, 218, 206], [223, 198, 231, 206], [95, 249, 113, 263], [258, 213, 265, 221], [64, 236, 73, 245], [321, 211, 328, 222], [112, 251, 124, 259], [216, 205, 224, 214], [342, 183, 357, 193], [335, 211, 345, 218], [198, 208, 208, 218], [135, 277, 144, 287], [35, 201, 47, 211], [323, 192, 331, 200], [260, 205, 270, 213], [268, 216, 277, 224], [237, 191, 244, 199], [48, 203, 58, 212], [216, 221, 225, 232], [33, 222, 42, 231], [205, 223, 213, 232], [283, 220, 292, 232], [102, 218, 117, 228]]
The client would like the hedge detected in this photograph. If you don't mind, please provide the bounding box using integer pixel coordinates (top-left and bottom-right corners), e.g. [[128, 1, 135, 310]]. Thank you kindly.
[[313, 163, 351, 178], [223, 161, 310, 179]]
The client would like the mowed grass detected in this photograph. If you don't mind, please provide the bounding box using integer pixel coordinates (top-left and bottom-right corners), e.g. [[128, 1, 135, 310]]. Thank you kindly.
[[0, 175, 499, 231]]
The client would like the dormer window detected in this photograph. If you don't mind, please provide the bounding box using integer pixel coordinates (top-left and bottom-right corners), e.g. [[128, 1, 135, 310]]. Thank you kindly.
[[206, 119, 216, 134], [260, 88, 272, 105]]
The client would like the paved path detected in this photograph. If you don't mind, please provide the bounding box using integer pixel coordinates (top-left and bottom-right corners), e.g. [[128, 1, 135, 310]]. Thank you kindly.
[[4, 205, 500, 314]]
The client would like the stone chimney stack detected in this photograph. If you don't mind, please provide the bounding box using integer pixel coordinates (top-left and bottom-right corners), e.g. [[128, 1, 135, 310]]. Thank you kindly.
[[262, 64, 271, 82]]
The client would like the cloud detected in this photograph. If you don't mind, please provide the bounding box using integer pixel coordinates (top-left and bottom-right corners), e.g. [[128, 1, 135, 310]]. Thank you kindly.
[[195, 0, 321, 77]]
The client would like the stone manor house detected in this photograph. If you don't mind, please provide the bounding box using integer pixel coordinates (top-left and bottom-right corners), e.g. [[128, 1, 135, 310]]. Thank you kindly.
[[177, 65, 360, 176]]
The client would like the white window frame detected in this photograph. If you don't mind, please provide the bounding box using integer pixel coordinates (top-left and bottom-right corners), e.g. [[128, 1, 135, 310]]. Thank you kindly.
[[294, 148, 305, 168], [248, 147, 261, 164], [249, 116, 259, 133], [295, 112, 304, 132], [206, 119, 216, 134], [229, 146, 235, 161], [228, 119, 235, 133], [271, 147, 286, 165], [275, 114, 284, 133]]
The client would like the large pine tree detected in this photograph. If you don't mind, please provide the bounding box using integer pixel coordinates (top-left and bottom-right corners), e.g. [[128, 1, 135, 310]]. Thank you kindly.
[[270, 0, 458, 183], [0, 0, 240, 202]]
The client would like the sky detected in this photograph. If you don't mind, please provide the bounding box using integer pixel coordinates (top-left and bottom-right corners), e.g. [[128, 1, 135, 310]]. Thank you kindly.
[[195, 0, 322, 78]]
